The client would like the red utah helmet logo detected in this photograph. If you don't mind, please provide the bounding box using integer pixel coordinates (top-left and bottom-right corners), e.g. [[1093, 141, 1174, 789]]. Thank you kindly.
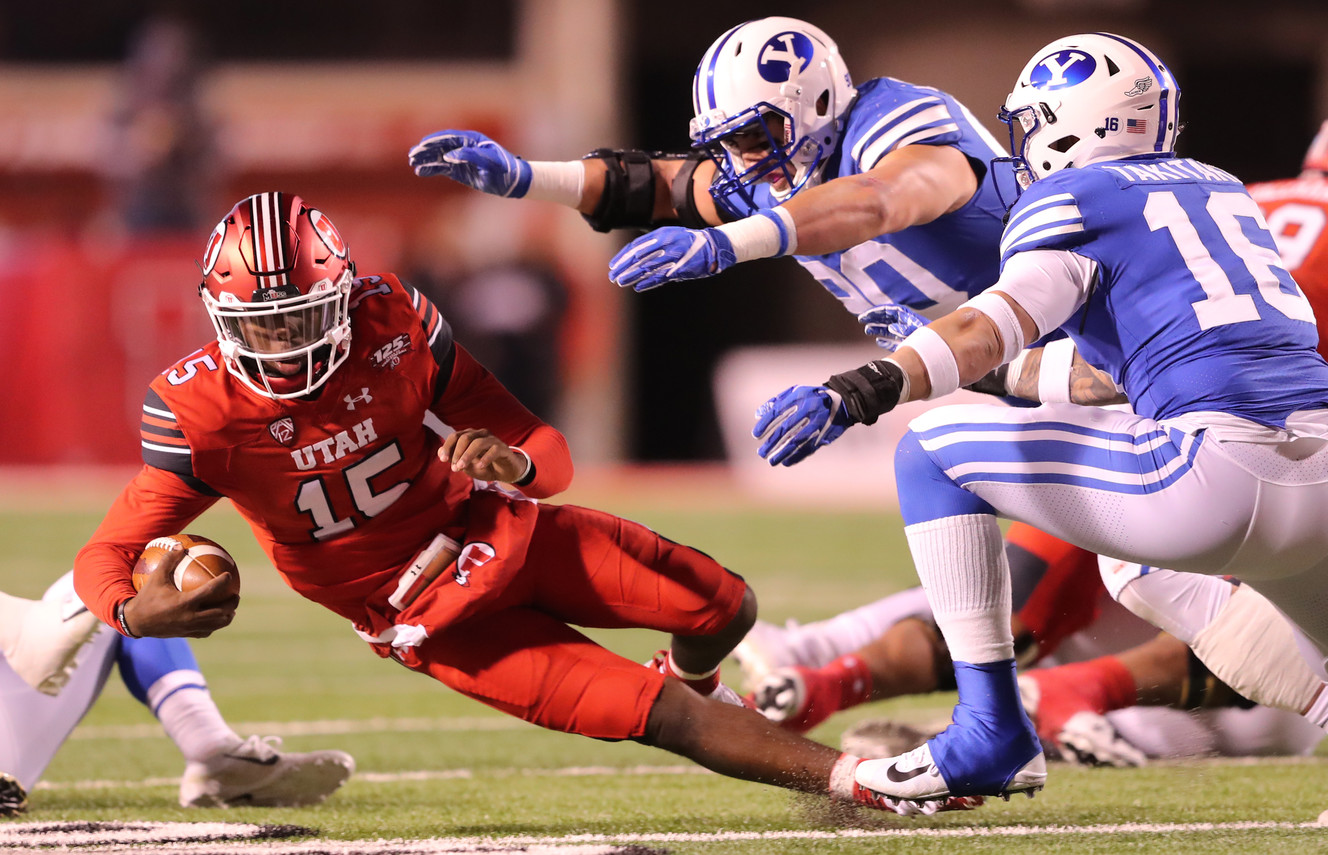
[[309, 210, 347, 258], [201, 221, 227, 276]]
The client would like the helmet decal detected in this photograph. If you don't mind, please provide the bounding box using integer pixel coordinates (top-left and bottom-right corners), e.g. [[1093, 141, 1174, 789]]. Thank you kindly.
[[201, 221, 226, 277], [310, 209, 347, 258], [1028, 50, 1097, 90], [756, 31, 814, 83]]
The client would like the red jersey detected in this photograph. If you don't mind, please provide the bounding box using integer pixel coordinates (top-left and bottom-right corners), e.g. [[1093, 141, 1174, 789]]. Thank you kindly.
[[1248, 173, 1328, 359], [74, 274, 572, 628]]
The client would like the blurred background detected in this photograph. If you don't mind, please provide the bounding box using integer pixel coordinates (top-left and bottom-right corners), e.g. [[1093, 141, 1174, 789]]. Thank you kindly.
[[1, 0, 1325, 482]]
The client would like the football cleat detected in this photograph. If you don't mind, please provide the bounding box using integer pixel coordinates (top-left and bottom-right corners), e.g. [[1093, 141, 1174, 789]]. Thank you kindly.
[[0, 773, 28, 816], [179, 735, 355, 808], [732, 619, 805, 687], [856, 661, 1046, 801], [855, 742, 1045, 803], [847, 758, 984, 816], [1018, 671, 1146, 768], [750, 666, 839, 732], [2, 591, 101, 697]]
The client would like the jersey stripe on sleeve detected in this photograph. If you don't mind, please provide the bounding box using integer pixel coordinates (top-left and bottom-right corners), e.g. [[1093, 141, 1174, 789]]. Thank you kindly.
[[404, 283, 457, 371], [1001, 193, 1085, 258], [139, 388, 216, 495], [851, 96, 959, 170]]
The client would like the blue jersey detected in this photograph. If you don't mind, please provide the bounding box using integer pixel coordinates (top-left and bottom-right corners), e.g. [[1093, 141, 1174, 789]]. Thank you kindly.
[[1000, 153, 1328, 426], [728, 77, 1010, 319]]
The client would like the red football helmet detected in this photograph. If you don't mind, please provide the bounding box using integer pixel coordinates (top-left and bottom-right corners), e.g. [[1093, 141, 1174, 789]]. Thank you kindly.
[[199, 192, 354, 399], [1304, 120, 1328, 174]]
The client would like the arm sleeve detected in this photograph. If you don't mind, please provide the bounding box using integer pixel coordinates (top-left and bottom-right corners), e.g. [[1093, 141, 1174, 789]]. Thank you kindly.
[[73, 465, 220, 632], [430, 344, 573, 499], [992, 249, 1098, 340]]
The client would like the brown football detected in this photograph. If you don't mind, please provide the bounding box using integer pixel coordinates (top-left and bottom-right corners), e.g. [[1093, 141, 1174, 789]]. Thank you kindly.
[[131, 534, 240, 597]]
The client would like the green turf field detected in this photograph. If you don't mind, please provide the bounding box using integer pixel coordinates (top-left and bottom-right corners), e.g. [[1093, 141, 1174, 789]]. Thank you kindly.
[[3, 471, 1327, 854]]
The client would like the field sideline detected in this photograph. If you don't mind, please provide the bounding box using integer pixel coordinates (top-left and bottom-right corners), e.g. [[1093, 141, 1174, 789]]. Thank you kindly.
[[3, 465, 1328, 854]]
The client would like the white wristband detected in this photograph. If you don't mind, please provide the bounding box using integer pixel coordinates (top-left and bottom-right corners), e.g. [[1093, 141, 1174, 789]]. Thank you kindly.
[[1037, 338, 1077, 404], [509, 446, 534, 485], [715, 206, 798, 263], [1004, 348, 1032, 396], [961, 291, 1026, 363], [899, 326, 960, 400], [525, 161, 586, 207]]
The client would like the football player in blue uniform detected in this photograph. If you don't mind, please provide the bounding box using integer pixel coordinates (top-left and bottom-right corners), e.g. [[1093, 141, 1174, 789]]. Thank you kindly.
[[754, 32, 1328, 807], [0, 572, 354, 813], [409, 16, 1011, 330]]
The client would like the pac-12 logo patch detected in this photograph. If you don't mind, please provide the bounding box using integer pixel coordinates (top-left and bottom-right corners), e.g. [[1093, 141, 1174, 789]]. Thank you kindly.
[[757, 31, 814, 83], [268, 417, 296, 446], [1028, 50, 1096, 90]]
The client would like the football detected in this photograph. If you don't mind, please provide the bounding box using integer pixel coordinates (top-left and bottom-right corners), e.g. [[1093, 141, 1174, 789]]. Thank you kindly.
[[131, 534, 240, 597]]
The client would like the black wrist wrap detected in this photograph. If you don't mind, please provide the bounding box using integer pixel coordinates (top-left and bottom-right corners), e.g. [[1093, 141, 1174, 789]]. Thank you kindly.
[[825, 360, 904, 426]]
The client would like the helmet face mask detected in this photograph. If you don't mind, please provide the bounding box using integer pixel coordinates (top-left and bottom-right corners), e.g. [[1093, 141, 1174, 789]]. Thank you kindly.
[[199, 192, 354, 400], [998, 33, 1180, 197], [690, 17, 855, 217]]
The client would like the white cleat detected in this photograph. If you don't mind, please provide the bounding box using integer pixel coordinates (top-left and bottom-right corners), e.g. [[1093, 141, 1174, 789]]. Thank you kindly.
[[731, 619, 810, 688], [855, 742, 1046, 802], [2, 592, 101, 697], [1055, 711, 1147, 768], [179, 735, 355, 808]]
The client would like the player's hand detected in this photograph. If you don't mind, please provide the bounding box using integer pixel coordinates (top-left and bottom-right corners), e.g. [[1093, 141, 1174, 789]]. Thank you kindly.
[[609, 226, 736, 291], [440, 428, 529, 483], [857, 304, 928, 352], [753, 385, 852, 467], [121, 544, 239, 638], [408, 130, 533, 198]]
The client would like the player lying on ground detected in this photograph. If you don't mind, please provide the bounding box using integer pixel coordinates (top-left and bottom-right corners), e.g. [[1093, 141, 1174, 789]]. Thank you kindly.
[[734, 523, 1323, 765], [0, 572, 354, 814], [73, 192, 979, 818]]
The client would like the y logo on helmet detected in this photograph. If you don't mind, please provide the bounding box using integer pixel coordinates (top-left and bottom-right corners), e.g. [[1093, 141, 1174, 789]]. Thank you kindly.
[[1029, 50, 1096, 90], [309, 210, 347, 258], [757, 32, 814, 83], [202, 221, 227, 276]]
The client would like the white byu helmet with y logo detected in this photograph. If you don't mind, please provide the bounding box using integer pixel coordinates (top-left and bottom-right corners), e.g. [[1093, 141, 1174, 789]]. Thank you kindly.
[[1000, 33, 1181, 190]]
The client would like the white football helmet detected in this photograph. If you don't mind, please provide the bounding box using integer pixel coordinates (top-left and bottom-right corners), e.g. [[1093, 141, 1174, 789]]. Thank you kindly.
[[199, 192, 355, 400], [999, 33, 1181, 191], [690, 17, 856, 214]]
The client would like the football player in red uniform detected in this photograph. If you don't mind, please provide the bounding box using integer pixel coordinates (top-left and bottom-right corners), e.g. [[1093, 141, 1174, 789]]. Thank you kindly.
[[72, 191, 977, 817]]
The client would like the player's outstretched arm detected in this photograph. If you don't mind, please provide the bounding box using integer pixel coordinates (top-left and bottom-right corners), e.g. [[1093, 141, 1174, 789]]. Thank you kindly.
[[409, 130, 720, 228]]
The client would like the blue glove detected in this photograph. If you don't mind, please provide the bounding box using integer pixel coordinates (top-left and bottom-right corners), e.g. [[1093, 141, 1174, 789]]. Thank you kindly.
[[609, 227, 736, 292], [408, 130, 532, 198], [753, 385, 852, 467], [858, 304, 928, 352]]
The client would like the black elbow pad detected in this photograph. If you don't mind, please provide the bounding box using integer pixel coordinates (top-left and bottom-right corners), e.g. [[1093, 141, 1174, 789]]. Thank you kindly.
[[581, 149, 658, 232]]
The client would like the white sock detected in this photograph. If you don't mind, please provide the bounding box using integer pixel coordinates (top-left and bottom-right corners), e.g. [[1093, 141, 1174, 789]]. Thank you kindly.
[[905, 514, 1013, 664], [150, 670, 242, 762], [790, 587, 934, 666]]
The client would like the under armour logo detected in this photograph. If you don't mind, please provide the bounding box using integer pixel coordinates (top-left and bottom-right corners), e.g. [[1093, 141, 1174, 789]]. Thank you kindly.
[[345, 388, 373, 410]]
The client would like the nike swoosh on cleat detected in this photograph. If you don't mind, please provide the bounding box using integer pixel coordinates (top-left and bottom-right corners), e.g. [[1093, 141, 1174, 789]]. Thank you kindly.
[[221, 753, 281, 766], [884, 762, 932, 783]]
